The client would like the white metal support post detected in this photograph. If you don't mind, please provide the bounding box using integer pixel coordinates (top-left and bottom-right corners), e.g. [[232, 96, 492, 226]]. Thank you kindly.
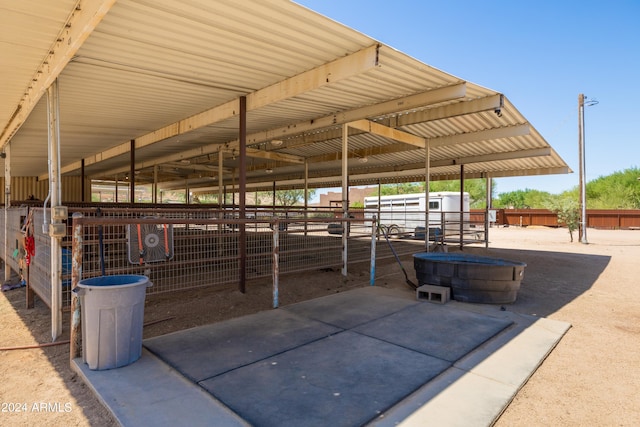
[[485, 176, 492, 248], [578, 93, 588, 244], [47, 79, 63, 341], [4, 143, 10, 282], [578, 93, 598, 244]]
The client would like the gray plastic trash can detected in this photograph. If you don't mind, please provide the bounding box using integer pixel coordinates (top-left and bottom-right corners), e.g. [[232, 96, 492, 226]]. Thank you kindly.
[[75, 275, 152, 370]]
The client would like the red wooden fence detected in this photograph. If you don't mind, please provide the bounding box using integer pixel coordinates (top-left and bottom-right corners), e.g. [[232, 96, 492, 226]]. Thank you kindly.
[[471, 209, 640, 229]]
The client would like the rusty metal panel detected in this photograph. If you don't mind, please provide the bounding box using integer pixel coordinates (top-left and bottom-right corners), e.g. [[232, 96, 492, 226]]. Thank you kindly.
[[498, 209, 640, 229], [588, 210, 640, 229]]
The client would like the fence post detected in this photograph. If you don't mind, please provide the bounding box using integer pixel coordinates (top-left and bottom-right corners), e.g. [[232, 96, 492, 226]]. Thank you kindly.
[[272, 219, 279, 309], [70, 213, 83, 362], [370, 217, 377, 286]]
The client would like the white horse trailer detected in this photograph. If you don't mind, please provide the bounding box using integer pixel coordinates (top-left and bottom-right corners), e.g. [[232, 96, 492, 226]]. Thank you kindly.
[[364, 192, 470, 239]]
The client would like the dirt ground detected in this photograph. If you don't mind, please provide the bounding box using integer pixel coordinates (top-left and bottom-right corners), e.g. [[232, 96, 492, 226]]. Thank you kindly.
[[1, 226, 639, 426]]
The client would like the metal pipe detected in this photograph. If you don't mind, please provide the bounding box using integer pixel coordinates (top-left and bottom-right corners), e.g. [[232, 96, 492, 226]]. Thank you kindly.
[[272, 219, 279, 308], [370, 216, 377, 286], [304, 160, 308, 235], [460, 164, 465, 250], [425, 141, 430, 251], [130, 139, 135, 204], [341, 123, 349, 277], [485, 177, 491, 248], [239, 96, 247, 292], [81, 159, 85, 202], [4, 143, 10, 283]]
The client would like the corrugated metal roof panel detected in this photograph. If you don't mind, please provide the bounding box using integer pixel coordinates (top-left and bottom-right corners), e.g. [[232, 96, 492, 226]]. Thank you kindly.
[[0, 0, 79, 124], [1, 0, 570, 191]]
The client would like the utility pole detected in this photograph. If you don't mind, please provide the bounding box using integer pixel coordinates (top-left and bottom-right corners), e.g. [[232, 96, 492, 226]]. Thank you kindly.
[[578, 93, 598, 244], [578, 94, 587, 243]]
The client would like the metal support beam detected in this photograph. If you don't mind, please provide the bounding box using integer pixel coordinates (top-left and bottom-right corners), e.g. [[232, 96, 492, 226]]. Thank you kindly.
[[245, 83, 467, 146], [397, 94, 504, 127], [425, 141, 430, 251], [459, 164, 464, 250], [485, 177, 492, 249], [130, 140, 135, 204], [347, 119, 426, 148], [4, 143, 11, 282], [341, 123, 349, 277], [153, 165, 158, 203], [304, 160, 309, 235], [81, 159, 85, 202], [429, 124, 531, 148], [430, 147, 551, 168], [239, 96, 247, 293], [578, 93, 588, 244], [245, 148, 305, 164], [47, 80, 63, 341]]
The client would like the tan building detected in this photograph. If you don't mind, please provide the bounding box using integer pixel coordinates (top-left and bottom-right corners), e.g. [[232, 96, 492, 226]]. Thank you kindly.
[[317, 187, 377, 207]]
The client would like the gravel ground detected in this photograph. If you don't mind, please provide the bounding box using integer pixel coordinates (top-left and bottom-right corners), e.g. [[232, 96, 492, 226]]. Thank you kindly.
[[1, 226, 638, 426]]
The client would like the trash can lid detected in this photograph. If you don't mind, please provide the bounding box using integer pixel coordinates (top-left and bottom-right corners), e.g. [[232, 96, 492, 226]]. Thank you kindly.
[[77, 275, 151, 289]]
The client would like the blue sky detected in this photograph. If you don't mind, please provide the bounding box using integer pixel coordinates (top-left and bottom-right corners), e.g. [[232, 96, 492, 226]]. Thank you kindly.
[[296, 0, 640, 196]]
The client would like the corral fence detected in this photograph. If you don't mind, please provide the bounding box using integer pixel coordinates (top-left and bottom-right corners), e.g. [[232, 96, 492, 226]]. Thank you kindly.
[[2, 205, 380, 311], [1, 203, 491, 347]]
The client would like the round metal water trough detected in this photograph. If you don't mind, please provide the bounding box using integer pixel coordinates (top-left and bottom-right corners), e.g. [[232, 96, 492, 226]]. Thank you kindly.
[[413, 253, 526, 304]]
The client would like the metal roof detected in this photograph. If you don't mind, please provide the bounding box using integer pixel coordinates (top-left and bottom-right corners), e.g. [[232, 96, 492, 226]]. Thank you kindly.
[[0, 0, 570, 194]]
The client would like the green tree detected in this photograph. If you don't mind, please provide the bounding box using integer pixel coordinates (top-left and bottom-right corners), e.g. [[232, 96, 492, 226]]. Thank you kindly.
[[379, 182, 424, 195], [258, 188, 317, 206], [494, 189, 553, 209], [546, 195, 580, 242], [585, 166, 640, 209]]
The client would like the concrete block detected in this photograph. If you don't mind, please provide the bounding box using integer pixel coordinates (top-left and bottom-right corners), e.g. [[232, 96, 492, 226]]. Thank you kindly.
[[417, 284, 450, 304]]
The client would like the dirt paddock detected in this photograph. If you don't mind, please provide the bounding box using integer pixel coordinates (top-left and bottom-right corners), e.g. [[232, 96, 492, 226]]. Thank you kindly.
[[1, 226, 639, 426]]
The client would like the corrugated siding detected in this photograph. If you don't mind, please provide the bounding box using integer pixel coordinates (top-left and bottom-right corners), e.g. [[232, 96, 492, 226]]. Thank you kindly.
[[0, 176, 90, 202]]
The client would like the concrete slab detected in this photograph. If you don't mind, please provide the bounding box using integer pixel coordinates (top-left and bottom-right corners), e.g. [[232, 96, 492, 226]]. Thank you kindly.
[[144, 308, 341, 382], [71, 349, 248, 427], [285, 286, 419, 329], [200, 331, 451, 427], [353, 302, 513, 362], [369, 310, 571, 427], [74, 287, 570, 427]]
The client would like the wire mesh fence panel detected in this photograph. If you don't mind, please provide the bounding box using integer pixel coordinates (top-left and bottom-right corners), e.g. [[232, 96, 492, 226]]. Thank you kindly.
[[277, 220, 343, 274], [76, 218, 244, 295], [4, 207, 27, 277], [2, 205, 382, 320], [29, 209, 53, 307]]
